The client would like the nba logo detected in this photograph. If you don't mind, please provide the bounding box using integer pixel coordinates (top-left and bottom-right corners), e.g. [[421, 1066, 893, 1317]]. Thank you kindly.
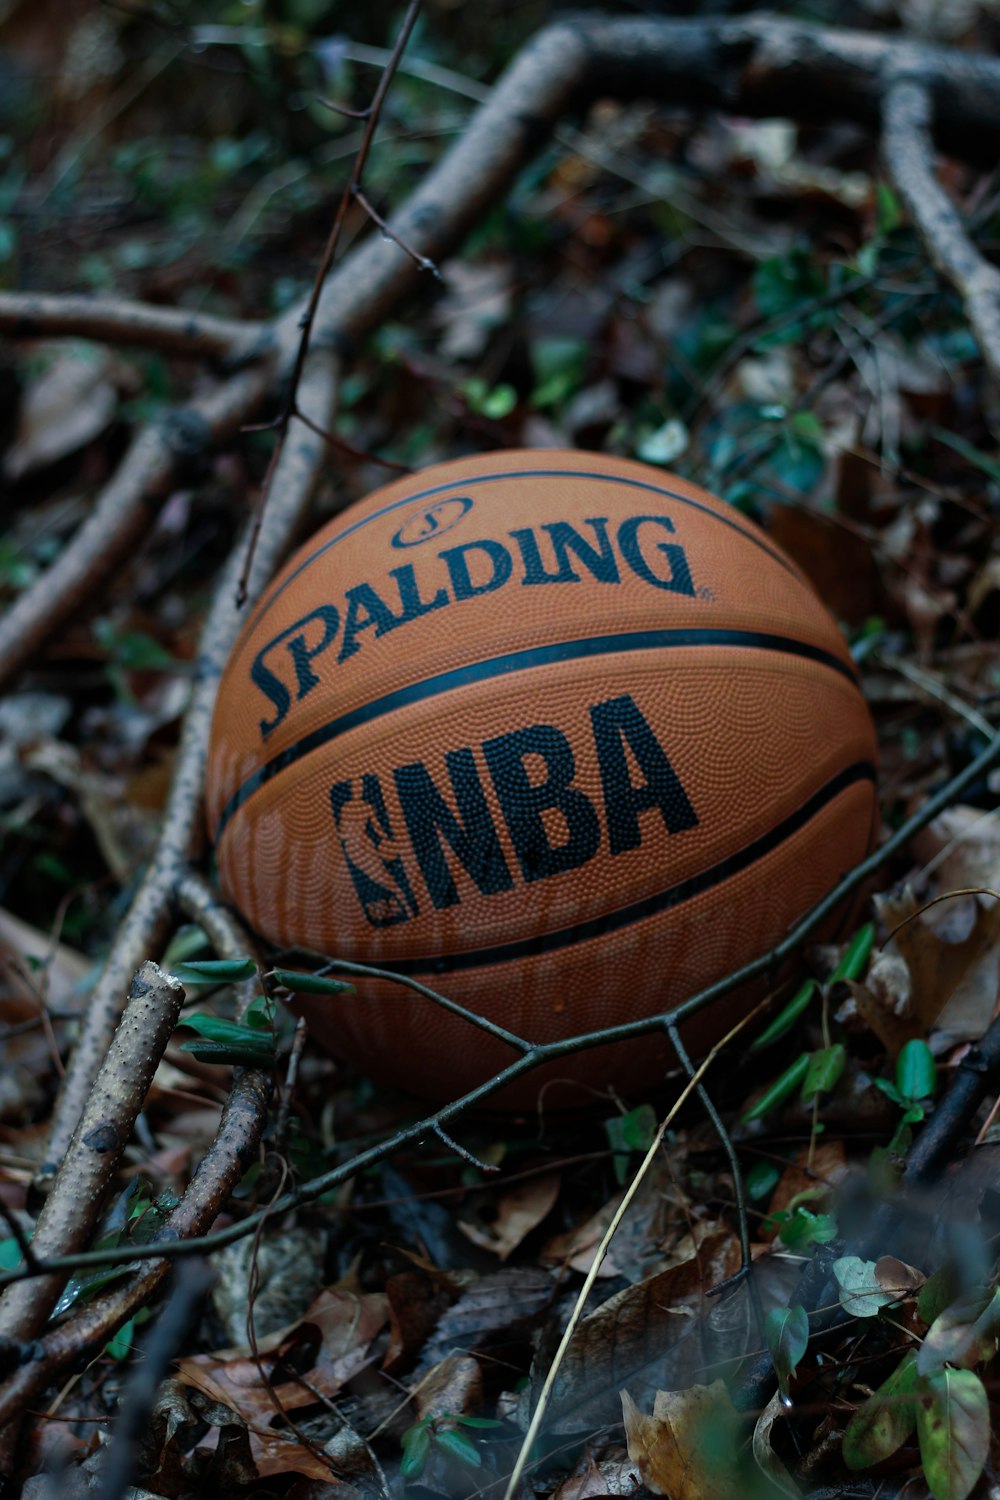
[[329, 775, 419, 927]]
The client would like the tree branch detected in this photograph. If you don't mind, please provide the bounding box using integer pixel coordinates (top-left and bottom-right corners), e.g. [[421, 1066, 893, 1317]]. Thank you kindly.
[[0, 1069, 270, 1441], [0, 292, 270, 364], [0, 364, 270, 690], [0, 962, 186, 1343], [882, 75, 1000, 387]]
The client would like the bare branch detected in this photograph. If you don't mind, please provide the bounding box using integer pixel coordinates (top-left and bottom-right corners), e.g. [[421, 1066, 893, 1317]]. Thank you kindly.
[[0, 292, 270, 363], [0, 1068, 270, 1436], [0, 363, 270, 690], [882, 76, 1000, 386], [0, 962, 185, 1343], [36, 351, 341, 1187]]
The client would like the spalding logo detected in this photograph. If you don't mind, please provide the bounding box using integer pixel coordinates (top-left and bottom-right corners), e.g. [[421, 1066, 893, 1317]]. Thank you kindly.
[[251, 513, 699, 740], [391, 495, 474, 548], [329, 691, 698, 926]]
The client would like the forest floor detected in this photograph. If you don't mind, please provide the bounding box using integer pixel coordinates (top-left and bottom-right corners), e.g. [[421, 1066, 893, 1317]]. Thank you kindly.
[[1, 2, 999, 1498]]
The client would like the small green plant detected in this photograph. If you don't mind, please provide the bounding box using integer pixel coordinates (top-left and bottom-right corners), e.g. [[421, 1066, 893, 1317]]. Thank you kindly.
[[399, 1412, 502, 1482], [842, 1275, 998, 1500], [604, 1102, 658, 1184]]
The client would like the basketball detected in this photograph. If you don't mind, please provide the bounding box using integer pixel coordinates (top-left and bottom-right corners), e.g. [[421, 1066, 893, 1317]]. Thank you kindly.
[[206, 450, 878, 1107]]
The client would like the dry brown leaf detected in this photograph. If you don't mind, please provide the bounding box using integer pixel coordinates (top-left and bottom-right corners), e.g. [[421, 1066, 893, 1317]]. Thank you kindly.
[[458, 1172, 560, 1259], [543, 1193, 623, 1277], [383, 1270, 450, 1373], [414, 1352, 483, 1421], [621, 1382, 744, 1499], [417, 1267, 552, 1373], [912, 805, 1000, 895], [845, 949, 914, 1054], [249, 1429, 342, 1483], [538, 1232, 742, 1431], [542, 1157, 689, 1282], [876, 886, 1000, 1044], [761, 1142, 847, 1241], [875, 1255, 926, 1298], [176, 1286, 389, 1427], [553, 1449, 641, 1499], [4, 340, 120, 480], [751, 1389, 802, 1498], [0, 905, 89, 1013]]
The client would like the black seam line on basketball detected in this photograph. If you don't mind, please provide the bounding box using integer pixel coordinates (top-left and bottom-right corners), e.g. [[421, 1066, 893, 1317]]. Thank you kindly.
[[240, 466, 805, 642], [365, 760, 878, 977], [213, 628, 862, 844]]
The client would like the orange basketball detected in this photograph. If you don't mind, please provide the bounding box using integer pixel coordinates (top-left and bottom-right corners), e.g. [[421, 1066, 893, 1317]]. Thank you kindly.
[[206, 450, 877, 1107]]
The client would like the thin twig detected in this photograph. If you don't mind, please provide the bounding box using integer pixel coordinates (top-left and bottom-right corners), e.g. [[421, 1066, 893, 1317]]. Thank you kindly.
[[235, 0, 424, 605], [502, 1000, 763, 1500], [351, 185, 443, 278], [432, 1122, 501, 1174]]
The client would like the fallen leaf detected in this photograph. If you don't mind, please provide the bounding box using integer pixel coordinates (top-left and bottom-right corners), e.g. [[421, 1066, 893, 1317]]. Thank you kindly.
[[875, 1256, 925, 1299], [459, 1172, 560, 1259], [751, 1389, 802, 1498], [413, 1352, 483, 1421], [876, 886, 1000, 1044], [535, 1232, 742, 1431], [622, 1381, 744, 1499], [762, 1142, 847, 1241], [553, 1449, 640, 1499], [4, 340, 120, 480], [417, 1267, 552, 1373]]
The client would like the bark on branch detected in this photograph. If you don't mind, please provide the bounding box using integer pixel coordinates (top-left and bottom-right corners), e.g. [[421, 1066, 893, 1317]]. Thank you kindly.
[[0, 962, 185, 1343]]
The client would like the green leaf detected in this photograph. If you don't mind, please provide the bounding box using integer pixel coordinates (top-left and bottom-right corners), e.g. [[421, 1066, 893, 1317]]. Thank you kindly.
[[400, 1421, 431, 1481], [751, 980, 818, 1051], [463, 379, 517, 419], [776, 1204, 838, 1250], [179, 1038, 276, 1066], [178, 1013, 272, 1047], [741, 1052, 811, 1123], [745, 1160, 781, 1201], [833, 1255, 899, 1318], [433, 1427, 482, 1467], [105, 1317, 135, 1362], [830, 923, 875, 984], [875, 182, 903, 236], [874, 1076, 905, 1107], [918, 1288, 1000, 1375], [801, 1043, 846, 1104], [896, 1039, 937, 1104], [919, 1267, 959, 1328], [454, 1416, 504, 1429], [242, 993, 274, 1030], [270, 968, 355, 995], [621, 1103, 658, 1151], [0, 1237, 25, 1271], [765, 1303, 809, 1397], [797, 1044, 845, 1104], [916, 1367, 989, 1500], [173, 958, 257, 983], [843, 1350, 918, 1469], [529, 336, 589, 408]]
